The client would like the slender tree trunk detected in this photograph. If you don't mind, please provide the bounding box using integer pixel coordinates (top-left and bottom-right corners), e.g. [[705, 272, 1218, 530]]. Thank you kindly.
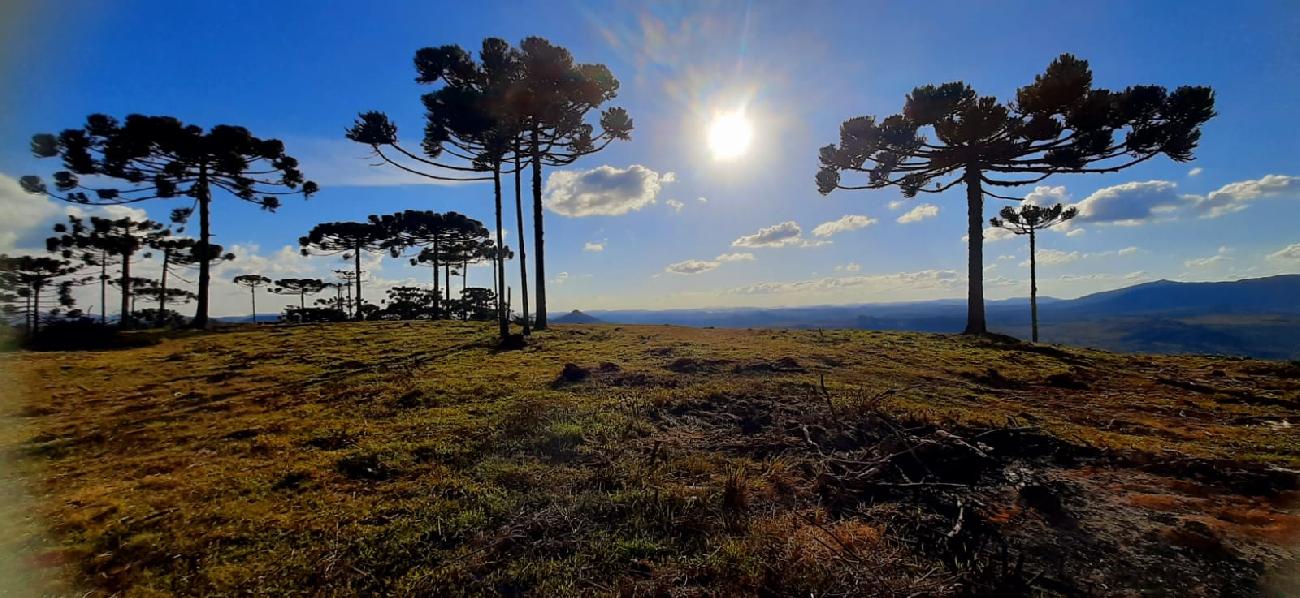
[[300, 290, 305, 310], [99, 255, 107, 324], [158, 249, 170, 326], [1029, 228, 1039, 343], [353, 245, 363, 321], [250, 286, 257, 324], [513, 142, 531, 335], [192, 167, 212, 328], [444, 264, 451, 304], [492, 162, 508, 339], [32, 283, 41, 334], [963, 167, 987, 335], [461, 259, 467, 294], [119, 249, 132, 328], [432, 238, 441, 318], [24, 290, 32, 334], [530, 128, 547, 330]]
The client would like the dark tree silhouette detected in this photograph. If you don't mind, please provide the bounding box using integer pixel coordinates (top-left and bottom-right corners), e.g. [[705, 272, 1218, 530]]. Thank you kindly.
[[0, 254, 84, 333], [272, 278, 327, 310], [347, 39, 523, 340], [150, 236, 234, 326], [333, 270, 361, 315], [299, 222, 388, 320], [990, 202, 1078, 343], [381, 286, 440, 320], [232, 274, 272, 324], [815, 54, 1215, 334], [22, 114, 317, 328], [513, 37, 633, 330], [372, 210, 487, 317], [46, 215, 167, 328]]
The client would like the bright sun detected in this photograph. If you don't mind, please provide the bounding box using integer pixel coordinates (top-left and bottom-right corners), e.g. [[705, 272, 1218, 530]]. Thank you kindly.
[[707, 110, 754, 161]]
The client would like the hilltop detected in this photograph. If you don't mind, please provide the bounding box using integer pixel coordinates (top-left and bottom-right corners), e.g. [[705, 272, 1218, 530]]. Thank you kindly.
[[2, 323, 1297, 595]]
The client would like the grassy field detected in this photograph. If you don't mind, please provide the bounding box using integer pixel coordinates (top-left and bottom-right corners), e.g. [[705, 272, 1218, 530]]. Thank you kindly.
[[1, 322, 1297, 595]]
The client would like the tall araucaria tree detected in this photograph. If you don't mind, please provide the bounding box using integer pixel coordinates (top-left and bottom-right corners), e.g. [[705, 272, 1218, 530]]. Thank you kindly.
[[990, 202, 1077, 343], [299, 222, 389, 320], [232, 274, 272, 324], [21, 114, 317, 329], [815, 54, 1214, 335], [46, 214, 168, 328], [272, 278, 327, 310], [513, 36, 633, 330], [150, 236, 234, 326], [0, 255, 85, 334], [372, 210, 487, 317], [347, 38, 532, 341]]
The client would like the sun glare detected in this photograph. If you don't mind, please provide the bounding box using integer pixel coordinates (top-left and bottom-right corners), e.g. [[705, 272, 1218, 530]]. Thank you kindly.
[[707, 110, 754, 161]]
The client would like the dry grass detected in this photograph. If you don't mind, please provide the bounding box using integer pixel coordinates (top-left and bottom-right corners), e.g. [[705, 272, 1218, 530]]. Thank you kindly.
[[1, 322, 1297, 595]]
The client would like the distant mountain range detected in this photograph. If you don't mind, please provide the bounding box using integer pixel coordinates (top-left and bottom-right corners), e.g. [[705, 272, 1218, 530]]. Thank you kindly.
[[553, 309, 602, 324], [563, 275, 1300, 360]]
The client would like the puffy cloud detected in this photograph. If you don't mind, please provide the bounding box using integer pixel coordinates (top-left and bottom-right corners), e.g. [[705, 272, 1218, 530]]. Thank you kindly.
[[725, 269, 961, 296], [665, 199, 685, 213], [834, 262, 861, 273], [733, 221, 803, 247], [665, 259, 720, 275], [1188, 167, 1203, 177], [813, 214, 877, 237], [544, 164, 674, 217], [1072, 180, 1181, 225], [1023, 185, 1069, 207], [963, 226, 1017, 243], [896, 203, 939, 224], [1186, 174, 1300, 219], [1266, 242, 1300, 263], [0, 173, 62, 250], [715, 252, 754, 262], [583, 241, 605, 252]]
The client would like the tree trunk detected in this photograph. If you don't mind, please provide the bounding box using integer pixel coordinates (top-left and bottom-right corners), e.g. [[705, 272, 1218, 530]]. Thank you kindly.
[[513, 142, 531, 335], [24, 289, 32, 334], [31, 283, 41, 334], [119, 249, 132, 328], [192, 167, 212, 329], [461, 260, 467, 294], [353, 244, 363, 320], [432, 237, 440, 318], [299, 290, 305, 310], [492, 162, 508, 339], [1029, 228, 1039, 343], [250, 285, 257, 324], [962, 167, 987, 335], [99, 255, 107, 324], [530, 128, 547, 330], [444, 263, 451, 304], [158, 249, 170, 326]]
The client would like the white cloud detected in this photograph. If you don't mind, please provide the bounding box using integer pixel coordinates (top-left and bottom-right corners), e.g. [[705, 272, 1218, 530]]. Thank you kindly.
[[665, 198, 685, 213], [1188, 167, 1203, 177], [895, 203, 939, 224], [544, 164, 674, 217], [1065, 228, 1085, 237], [583, 241, 605, 252], [813, 214, 878, 237], [715, 252, 754, 262], [1031, 249, 1082, 266], [725, 269, 961, 296], [697, 196, 708, 203], [665, 259, 720, 275], [1186, 174, 1300, 219], [834, 262, 862, 273], [1073, 180, 1181, 225], [0, 173, 61, 250], [887, 200, 905, 210], [963, 226, 1017, 243], [550, 272, 570, 284], [1023, 185, 1069, 207], [733, 221, 803, 247], [1184, 246, 1233, 269], [1266, 242, 1300, 263]]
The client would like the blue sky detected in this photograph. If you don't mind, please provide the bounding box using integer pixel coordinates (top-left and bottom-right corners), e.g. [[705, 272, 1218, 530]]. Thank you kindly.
[[1, 0, 1298, 316]]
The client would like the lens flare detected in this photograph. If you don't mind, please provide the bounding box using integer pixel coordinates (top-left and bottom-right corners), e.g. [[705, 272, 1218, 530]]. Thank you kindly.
[[707, 110, 754, 161]]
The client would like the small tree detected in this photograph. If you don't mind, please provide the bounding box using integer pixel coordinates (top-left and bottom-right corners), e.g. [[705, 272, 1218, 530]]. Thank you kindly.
[[272, 278, 327, 310], [990, 203, 1077, 343], [372, 210, 487, 316], [816, 54, 1214, 334], [382, 286, 439, 320], [46, 215, 167, 328], [0, 255, 84, 334], [232, 275, 272, 324], [22, 114, 316, 328], [299, 222, 388, 320]]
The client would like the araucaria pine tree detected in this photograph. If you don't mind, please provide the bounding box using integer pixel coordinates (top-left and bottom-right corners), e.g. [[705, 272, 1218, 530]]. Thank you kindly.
[[272, 278, 327, 310], [46, 215, 167, 328], [299, 222, 389, 320], [232, 275, 272, 324], [22, 114, 317, 328], [816, 54, 1214, 334], [0, 255, 85, 334], [990, 203, 1078, 343]]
